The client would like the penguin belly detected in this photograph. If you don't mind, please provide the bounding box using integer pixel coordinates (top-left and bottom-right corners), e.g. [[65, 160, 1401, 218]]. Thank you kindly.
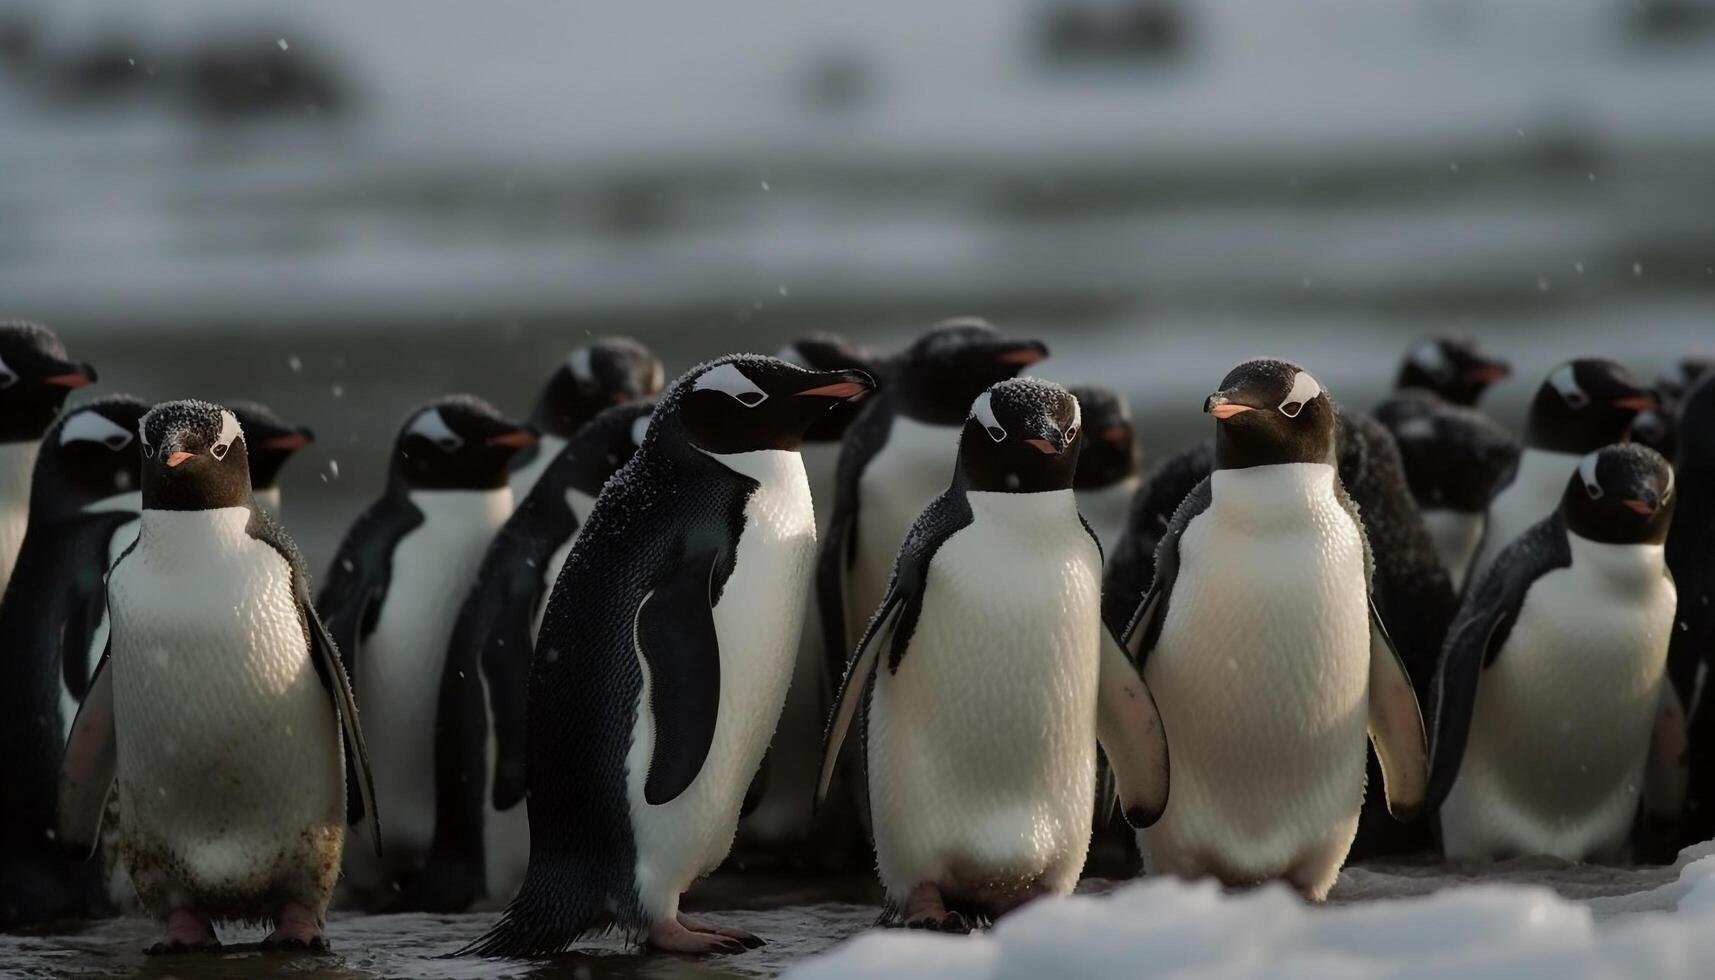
[[0, 441, 38, 595], [1076, 475, 1140, 561], [1440, 538, 1677, 863], [869, 489, 1102, 907], [1141, 464, 1370, 899], [59, 494, 142, 744], [529, 487, 596, 642], [508, 433, 567, 505], [623, 449, 815, 921], [1420, 508, 1484, 591], [353, 489, 511, 873], [107, 508, 344, 920], [1469, 449, 1581, 585], [851, 418, 960, 633]]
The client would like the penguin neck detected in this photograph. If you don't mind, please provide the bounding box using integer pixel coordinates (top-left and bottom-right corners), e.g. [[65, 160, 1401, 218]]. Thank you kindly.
[[1565, 532, 1666, 598], [0, 440, 39, 505], [405, 485, 514, 526], [1510, 447, 1582, 499], [136, 506, 253, 565], [1210, 462, 1338, 526], [966, 487, 1079, 530], [700, 447, 803, 487]]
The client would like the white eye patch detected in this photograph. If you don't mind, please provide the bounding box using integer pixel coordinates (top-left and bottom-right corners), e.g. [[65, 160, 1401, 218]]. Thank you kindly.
[[694, 363, 767, 407], [209, 409, 243, 461], [1550, 364, 1588, 409], [630, 413, 652, 447], [0, 354, 16, 389], [1410, 341, 1447, 376], [59, 410, 134, 450], [407, 408, 464, 452], [1579, 451, 1603, 500], [568, 348, 594, 384], [1278, 371, 1322, 418], [971, 390, 1006, 442]]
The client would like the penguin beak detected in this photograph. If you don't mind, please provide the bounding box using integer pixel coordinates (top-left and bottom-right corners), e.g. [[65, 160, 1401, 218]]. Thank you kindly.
[[165, 451, 194, 468], [1613, 394, 1659, 412], [995, 340, 1049, 367], [486, 426, 537, 449], [1100, 425, 1131, 446], [1464, 361, 1510, 384], [1622, 499, 1654, 515], [795, 370, 876, 401], [44, 362, 97, 388], [261, 429, 313, 452], [1024, 438, 1062, 455], [1205, 394, 1254, 421]]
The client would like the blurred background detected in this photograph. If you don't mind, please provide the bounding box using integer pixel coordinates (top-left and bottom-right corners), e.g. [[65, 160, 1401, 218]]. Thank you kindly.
[[2, 0, 1712, 567]]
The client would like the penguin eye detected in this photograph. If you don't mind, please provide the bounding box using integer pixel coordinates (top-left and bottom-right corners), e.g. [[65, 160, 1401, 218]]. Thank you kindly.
[[1065, 424, 1080, 443], [210, 442, 230, 461], [1278, 371, 1322, 419], [1585, 480, 1603, 501], [140, 442, 155, 459], [985, 425, 1007, 443], [1549, 365, 1589, 409], [1579, 453, 1603, 500], [694, 363, 769, 408], [736, 391, 765, 407], [1279, 401, 1305, 418], [0, 357, 16, 389], [971, 390, 1006, 443], [103, 433, 131, 450]]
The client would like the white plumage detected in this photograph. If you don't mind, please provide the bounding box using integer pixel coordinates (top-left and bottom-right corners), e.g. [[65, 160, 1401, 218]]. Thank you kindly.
[[1468, 448, 1582, 585], [507, 432, 567, 504], [850, 417, 960, 640], [1420, 508, 1485, 591], [0, 440, 38, 595]]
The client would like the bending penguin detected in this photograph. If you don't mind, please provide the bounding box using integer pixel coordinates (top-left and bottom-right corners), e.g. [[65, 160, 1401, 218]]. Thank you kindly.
[[817, 319, 1047, 682], [318, 396, 535, 909], [1465, 359, 1655, 587], [430, 399, 654, 912], [0, 320, 97, 597], [1115, 359, 1427, 900], [462, 355, 874, 957], [1067, 384, 1142, 558], [1429, 443, 1682, 862], [227, 401, 314, 519], [57, 400, 377, 952], [818, 378, 1169, 929], [0, 396, 146, 928], [507, 337, 663, 501]]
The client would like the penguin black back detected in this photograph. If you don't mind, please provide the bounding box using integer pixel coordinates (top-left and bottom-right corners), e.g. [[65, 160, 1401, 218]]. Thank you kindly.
[[1067, 384, 1138, 490]]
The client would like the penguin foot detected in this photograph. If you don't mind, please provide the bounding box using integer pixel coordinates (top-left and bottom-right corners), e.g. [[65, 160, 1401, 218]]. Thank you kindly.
[[900, 882, 971, 933], [146, 909, 219, 955], [646, 918, 751, 955], [263, 903, 328, 952], [678, 914, 766, 948]]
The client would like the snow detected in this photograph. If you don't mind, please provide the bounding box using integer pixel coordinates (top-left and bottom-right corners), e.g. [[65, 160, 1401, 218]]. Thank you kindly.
[[787, 847, 1715, 980]]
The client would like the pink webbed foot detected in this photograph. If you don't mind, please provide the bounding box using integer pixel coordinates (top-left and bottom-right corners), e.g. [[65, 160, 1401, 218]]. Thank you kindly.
[[678, 913, 765, 948], [901, 882, 971, 934], [646, 917, 752, 955], [145, 908, 219, 955], [263, 902, 329, 952]]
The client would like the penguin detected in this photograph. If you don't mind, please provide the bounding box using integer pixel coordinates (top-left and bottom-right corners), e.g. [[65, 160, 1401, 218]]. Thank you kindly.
[[0, 396, 146, 928], [817, 379, 1169, 930], [1068, 384, 1141, 557], [1388, 334, 1511, 408], [0, 320, 97, 598], [738, 332, 879, 861], [1465, 359, 1656, 587], [1101, 441, 1214, 636], [1429, 444, 1682, 862], [55, 400, 377, 952], [462, 355, 874, 957], [426, 399, 653, 913], [1113, 359, 1427, 900], [317, 396, 535, 909], [1632, 358, 1712, 464], [1670, 375, 1715, 848], [507, 337, 663, 501], [226, 401, 314, 519], [817, 319, 1047, 685]]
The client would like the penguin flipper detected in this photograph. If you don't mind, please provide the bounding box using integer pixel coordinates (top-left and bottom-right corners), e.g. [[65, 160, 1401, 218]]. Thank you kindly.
[[1096, 625, 1170, 828], [1644, 683, 1689, 825], [1366, 605, 1427, 822], [60, 512, 138, 701], [56, 645, 115, 860], [816, 397, 894, 682], [316, 494, 425, 682], [1424, 513, 1572, 810], [307, 601, 382, 848], [816, 592, 902, 807], [637, 537, 725, 807], [1118, 475, 1211, 667]]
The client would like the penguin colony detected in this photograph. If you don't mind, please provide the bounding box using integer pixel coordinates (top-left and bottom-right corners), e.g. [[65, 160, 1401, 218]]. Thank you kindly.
[[0, 317, 1711, 958]]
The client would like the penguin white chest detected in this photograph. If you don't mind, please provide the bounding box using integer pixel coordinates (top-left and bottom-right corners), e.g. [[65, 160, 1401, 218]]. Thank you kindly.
[[507, 433, 566, 505], [356, 487, 511, 857], [531, 487, 597, 642], [852, 418, 959, 630], [1441, 538, 1677, 862], [626, 449, 816, 919], [1471, 449, 1581, 582], [869, 490, 1103, 903], [107, 508, 343, 903], [1421, 508, 1485, 590], [0, 440, 38, 592], [1142, 464, 1371, 888], [58, 492, 143, 742]]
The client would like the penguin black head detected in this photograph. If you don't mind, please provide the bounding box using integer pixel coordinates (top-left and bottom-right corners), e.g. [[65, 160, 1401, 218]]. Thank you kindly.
[[664, 355, 875, 455], [392, 396, 536, 492], [777, 332, 878, 443], [227, 400, 314, 492], [896, 318, 1049, 425], [139, 400, 252, 511], [1205, 359, 1335, 470], [1561, 443, 1675, 545], [1676, 373, 1715, 473], [1394, 335, 1510, 407], [1065, 384, 1137, 490], [529, 337, 664, 439], [36, 395, 148, 515], [0, 320, 97, 443], [1524, 359, 1656, 455], [958, 378, 1083, 494], [1387, 399, 1517, 512], [1634, 358, 1713, 463]]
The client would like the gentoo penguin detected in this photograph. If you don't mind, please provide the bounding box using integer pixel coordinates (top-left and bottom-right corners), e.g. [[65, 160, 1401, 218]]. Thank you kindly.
[[1633, 358, 1712, 464], [227, 401, 313, 519], [1429, 444, 1682, 862], [1465, 359, 1656, 587], [0, 396, 145, 928], [1670, 376, 1715, 848], [1101, 441, 1214, 635], [0, 320, 97, 598], [56, 400, 377, 952], [1388, 334, 1511, 408], [462, 355, 873, 957], [738, 332, 879, 862], [1114, 359, 1427, 899], [507, 337, 663, 501], [428, 400, 653, 912], [817, 319, 1047, 683], [1068, 384, 1141, 557], [817, 379, 1169, 930], [317, 396, 535, 909]]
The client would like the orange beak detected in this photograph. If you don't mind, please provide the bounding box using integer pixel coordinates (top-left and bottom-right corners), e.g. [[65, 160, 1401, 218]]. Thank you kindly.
[[997, 347, 1047, 367], [1465, 364, 1510, 383], [796, 381, 870, 399], [1024, 438, 1060, 455], [1614, 395, 1658, 412], [487, 430, 537, 449], [44, 372, 94, 389], [1209, 404, 1253, 420], [1101, 425, 1130, 445], [260, 433, 311, 452], [165, 451, 194, 468], [1622, 499, 1654, 515]]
